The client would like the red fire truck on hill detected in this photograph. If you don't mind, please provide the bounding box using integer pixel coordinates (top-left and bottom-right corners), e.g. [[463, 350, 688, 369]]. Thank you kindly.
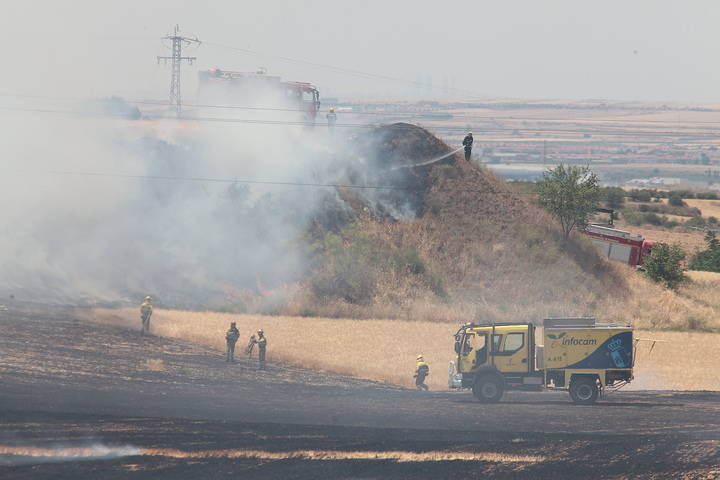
[[197, 68, 321, 124], [582, 224, 654, 267]]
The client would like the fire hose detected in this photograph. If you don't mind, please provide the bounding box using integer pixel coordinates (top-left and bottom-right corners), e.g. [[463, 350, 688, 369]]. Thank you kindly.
[[387, 145, 466, 171]]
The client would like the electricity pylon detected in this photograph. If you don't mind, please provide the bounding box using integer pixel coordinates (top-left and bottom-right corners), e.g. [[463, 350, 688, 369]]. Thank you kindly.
[[157, 25, 200, 118]]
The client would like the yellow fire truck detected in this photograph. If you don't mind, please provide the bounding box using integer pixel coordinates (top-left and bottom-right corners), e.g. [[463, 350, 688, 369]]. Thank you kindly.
[[452, 318, 633, 404]]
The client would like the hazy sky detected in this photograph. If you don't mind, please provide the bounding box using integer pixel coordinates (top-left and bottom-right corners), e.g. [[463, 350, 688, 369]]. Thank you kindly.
[[2, 1, 719, 102]]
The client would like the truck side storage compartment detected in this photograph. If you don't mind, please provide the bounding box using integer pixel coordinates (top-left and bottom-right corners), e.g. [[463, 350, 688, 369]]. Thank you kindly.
[[543, 317, 633, 404]]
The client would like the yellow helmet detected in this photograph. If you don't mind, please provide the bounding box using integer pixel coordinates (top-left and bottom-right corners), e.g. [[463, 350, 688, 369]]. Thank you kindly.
[[417, 354, 424, 360], [144, 296, 152, 301]]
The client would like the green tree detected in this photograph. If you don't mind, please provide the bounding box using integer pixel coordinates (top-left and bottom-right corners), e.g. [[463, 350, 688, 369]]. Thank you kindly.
[[536, 164, 600, 240], [603, 187, 626, 209], [668, 192, 686, 207], [643, 243, 686, 289], [688, 231, 720, 272], [629, 189, 652, 202]]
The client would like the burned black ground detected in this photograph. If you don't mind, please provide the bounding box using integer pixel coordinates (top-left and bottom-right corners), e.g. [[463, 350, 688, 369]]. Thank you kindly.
[[0, 304, 718, 479]]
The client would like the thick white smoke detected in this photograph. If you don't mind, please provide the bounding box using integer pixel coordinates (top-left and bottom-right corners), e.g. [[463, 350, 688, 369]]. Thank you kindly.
[[0, 86, 447, 310], [0, 101, 348, 309]]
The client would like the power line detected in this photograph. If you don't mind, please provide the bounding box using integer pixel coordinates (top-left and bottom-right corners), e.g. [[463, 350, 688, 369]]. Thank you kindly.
[[6, 168, 538, 195]]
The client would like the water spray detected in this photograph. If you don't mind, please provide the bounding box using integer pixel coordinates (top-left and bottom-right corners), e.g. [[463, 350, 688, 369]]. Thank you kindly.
[[387, 145, 465, 171]]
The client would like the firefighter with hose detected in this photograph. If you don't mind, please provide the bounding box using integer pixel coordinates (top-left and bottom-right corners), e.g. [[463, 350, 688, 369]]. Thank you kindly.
[[462, 132, 473, 161], [414, 355, 430, 391], [250, 330, 268, 369], [140, 296, 153, 335]]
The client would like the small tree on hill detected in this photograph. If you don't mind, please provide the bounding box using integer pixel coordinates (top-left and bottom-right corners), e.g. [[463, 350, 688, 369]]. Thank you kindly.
[[537, 164, 600, 240], [643, 242, 686, 289], [689, 231, 720, 272]]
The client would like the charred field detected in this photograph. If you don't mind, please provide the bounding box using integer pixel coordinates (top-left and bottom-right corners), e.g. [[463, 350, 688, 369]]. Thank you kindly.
[[1, 304, 718, 479]]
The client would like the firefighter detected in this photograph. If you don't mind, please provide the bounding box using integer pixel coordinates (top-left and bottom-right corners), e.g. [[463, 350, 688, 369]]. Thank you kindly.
[[414, 355, 430, 391], [462, 132, 473, 161], [245, 334, 257, 358], [326, 107, 337, 133], [140, 296, 153, 335], [225, 322, 240, 363], [256, 329, 267, 369]]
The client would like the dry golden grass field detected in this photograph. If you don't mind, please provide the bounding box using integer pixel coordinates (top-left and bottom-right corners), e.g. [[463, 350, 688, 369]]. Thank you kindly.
[[686, 198, 720, 219], [90, 307, 720, 392]]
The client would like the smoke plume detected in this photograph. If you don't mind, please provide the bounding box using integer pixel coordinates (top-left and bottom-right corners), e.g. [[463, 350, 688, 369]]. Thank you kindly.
[[0, 102, 432, 309], [0, 102, 347, 308]]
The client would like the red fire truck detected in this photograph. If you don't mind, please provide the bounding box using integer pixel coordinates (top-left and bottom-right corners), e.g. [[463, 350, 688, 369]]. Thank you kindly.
[[582, 224, 654, 267], [197, 68, 321, 124]]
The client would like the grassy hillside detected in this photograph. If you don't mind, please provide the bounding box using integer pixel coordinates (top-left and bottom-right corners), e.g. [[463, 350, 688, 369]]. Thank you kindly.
[[285, 123, 627, 323], [601, 268, 720, 331]]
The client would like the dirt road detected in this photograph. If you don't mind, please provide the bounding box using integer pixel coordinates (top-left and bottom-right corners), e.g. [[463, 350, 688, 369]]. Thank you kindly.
[[0, 304, 718, 479]]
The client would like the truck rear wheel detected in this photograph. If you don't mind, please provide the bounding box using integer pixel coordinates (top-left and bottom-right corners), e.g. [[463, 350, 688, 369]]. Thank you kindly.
[[569, 377, 599, 405], [472, 375, 504, 403]]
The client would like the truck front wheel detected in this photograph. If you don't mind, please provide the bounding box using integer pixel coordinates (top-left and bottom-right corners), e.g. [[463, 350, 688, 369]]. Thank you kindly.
[[569, 377, 599, 404], [473, 375, 504, 403]]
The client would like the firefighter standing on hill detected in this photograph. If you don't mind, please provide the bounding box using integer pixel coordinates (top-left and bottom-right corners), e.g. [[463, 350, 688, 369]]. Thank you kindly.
[[414, 355, 430, 391], [140, 296, 153, 335], [326, 107, 337, 133], [225, 322, 240, 363], [462, 132, 473, 161]]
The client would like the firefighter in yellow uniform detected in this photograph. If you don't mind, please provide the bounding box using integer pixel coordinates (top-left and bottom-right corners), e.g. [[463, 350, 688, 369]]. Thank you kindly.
[[414, 355, 430, 391], [140, 296, 153, 335]]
